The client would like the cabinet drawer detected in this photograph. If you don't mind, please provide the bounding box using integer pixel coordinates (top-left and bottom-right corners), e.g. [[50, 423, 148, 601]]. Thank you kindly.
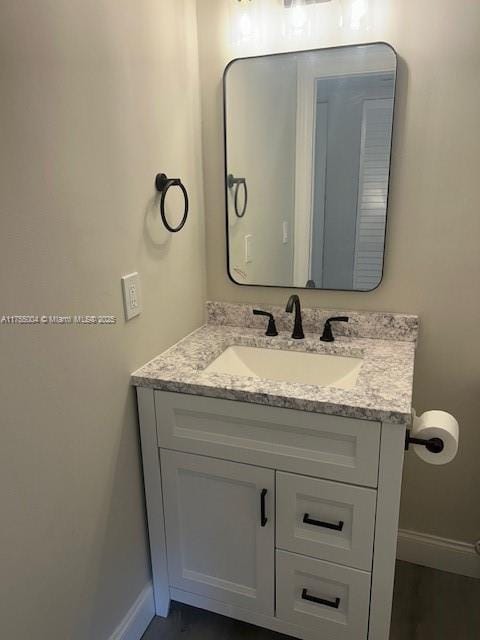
[[276, 550, 370, 640], [155, 391, 380, 487], [276, 472, 376, 570]]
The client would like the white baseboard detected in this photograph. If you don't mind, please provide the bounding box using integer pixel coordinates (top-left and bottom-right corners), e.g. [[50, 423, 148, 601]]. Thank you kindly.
[[109, 583, 155, 640], [397, 529, 480, 579]]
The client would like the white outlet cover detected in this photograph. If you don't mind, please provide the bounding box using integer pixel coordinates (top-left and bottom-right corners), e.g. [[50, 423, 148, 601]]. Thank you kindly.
[[121, 272, 142, 321]]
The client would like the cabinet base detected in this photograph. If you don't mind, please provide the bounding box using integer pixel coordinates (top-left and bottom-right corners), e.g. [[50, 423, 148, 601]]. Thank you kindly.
[[170, 587, 320, 640]]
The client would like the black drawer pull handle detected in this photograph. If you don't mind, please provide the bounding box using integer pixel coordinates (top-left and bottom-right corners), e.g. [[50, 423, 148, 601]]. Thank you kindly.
[[301, 588, 340, 609], [260, 489, 268, 527], [303, 513, 344, 531]]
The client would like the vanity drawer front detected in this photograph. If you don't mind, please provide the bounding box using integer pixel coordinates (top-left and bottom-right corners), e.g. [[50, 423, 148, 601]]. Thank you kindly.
[[276, 472, 376, 571], [276, 550, 370, 640], [155, 392, 380, 487]]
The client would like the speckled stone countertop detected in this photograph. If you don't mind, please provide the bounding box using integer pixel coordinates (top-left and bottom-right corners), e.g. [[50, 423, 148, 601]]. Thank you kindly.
[[132, 303, 418, 424]]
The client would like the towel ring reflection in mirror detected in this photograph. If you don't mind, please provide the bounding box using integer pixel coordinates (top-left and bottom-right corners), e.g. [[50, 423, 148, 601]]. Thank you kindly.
[[227, 174, 248, 218], [155, 173, 189, 233]]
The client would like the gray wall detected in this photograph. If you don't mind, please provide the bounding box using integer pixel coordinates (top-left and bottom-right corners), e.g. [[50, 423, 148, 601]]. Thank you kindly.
[[0, 2, 206, 638]]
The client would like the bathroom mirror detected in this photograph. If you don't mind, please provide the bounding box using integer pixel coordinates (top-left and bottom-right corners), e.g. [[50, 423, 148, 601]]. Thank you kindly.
[[224, 42, 397, 291]]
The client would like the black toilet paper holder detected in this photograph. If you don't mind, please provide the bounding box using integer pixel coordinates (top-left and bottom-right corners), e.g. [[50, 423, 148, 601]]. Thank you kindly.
[[405, 430, 445, 454]]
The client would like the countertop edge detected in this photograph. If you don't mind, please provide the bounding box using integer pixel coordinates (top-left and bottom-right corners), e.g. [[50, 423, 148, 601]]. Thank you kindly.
[[130, 376, 412, 425]]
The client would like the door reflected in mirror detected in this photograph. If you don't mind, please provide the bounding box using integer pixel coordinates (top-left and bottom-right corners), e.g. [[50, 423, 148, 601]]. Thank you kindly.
[[224, 43, 397, 291]]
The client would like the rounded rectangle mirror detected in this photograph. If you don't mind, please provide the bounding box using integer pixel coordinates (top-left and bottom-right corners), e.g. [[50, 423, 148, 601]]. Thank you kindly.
[[224, 42, 397, 291]]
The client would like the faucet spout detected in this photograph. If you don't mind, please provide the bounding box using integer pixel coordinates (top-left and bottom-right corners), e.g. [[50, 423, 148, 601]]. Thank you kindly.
[[285, 295, 305, 340]]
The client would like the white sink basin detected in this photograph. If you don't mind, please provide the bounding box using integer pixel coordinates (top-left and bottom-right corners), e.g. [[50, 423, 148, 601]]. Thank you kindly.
[[204, 345, 363, 389]]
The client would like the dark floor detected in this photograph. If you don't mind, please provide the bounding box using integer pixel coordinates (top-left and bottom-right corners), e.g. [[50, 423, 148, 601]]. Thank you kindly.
[[142, 562, 480, 640]]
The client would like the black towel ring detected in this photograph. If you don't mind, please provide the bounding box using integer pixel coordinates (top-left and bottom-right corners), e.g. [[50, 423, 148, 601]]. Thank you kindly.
[[155, 173, 189, 233], [227, 174, 248, 218]]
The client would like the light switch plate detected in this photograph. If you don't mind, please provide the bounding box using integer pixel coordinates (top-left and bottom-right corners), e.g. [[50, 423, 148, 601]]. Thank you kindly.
[[121, 272, 142, 321]]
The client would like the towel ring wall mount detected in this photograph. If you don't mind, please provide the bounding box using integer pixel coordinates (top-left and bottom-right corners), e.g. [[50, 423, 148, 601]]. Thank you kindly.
[[227, 174, 248, 218], [155, 173, 189, 233]]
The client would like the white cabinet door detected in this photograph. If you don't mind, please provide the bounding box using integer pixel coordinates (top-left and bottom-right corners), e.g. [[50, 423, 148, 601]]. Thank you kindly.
[[161, 450, 275, 615]]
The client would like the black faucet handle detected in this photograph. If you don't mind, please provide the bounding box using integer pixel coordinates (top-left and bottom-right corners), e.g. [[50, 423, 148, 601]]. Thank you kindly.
[[253, 309, 278, 337], [320, 316, 349, 342]]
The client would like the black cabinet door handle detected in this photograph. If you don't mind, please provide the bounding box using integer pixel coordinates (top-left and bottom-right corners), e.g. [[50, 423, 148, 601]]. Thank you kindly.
[[260, 489, 268, 527], [303, 513, 344, 532], [301, 588, 340, 609]]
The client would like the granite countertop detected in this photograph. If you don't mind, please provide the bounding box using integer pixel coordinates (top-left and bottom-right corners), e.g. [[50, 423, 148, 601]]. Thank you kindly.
[[132, 303, 418, 424]]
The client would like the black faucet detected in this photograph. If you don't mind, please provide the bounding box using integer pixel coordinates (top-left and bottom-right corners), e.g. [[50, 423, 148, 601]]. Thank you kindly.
[[285, 295, 304, 340], [320, 316, 349, 342], [253, 309, 278, 336]]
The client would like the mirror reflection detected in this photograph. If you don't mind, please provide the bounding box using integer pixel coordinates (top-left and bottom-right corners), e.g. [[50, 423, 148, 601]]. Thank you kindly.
[[224, 43, 396, 291]]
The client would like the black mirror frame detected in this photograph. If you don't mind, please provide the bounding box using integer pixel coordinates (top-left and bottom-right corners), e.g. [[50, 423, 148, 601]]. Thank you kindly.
[[222, 41, 398, 292]]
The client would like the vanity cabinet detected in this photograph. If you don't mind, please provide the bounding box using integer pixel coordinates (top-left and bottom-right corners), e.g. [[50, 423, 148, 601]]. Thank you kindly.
[[137, 388, 406, 640]]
